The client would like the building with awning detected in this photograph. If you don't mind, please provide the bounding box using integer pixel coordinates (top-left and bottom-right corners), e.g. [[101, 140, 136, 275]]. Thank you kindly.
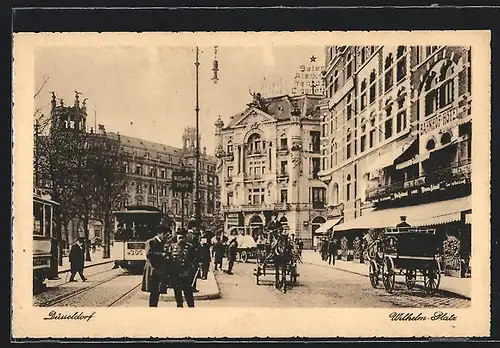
[[334, 195, 471, 232], [316, 217, 343, 234]]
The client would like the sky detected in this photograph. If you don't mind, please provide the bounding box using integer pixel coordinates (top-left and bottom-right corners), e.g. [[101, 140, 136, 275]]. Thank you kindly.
[[34, 45, 325, 154]]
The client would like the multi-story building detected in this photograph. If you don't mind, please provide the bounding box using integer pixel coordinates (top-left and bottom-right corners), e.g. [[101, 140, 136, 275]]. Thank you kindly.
[[37, 92, 220, 246], [214, 93, 328, 249], [319, 46, 472, 277], [109, 126, 219, 222]]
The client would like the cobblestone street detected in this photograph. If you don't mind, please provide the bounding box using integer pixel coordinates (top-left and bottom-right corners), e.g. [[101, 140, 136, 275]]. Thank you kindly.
[[115, 261, 470, 308]]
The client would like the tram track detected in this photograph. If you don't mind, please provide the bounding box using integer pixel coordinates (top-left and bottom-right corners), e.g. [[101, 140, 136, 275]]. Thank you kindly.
[[39, 272, 124, 307], [108, 282, 143, 307]]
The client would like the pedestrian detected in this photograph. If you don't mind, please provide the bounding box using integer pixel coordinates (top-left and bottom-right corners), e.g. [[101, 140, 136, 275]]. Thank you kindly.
[[328, 238, 337, 265], [199, 237, 211, 280], [396, 215, 411, 228], [320, 238, 329, 261], [141, 224, 170, 307], [168, 231, 196, 308], [225, 236, 238, 275], [187, 226, 201, 293], [210, 233, 218, 258], [68, 237, 87, 282], [298, 238, 304, 256], [213, 236, 225, 271]]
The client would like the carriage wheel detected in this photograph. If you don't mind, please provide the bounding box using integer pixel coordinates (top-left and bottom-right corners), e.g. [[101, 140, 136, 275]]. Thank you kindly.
[[382, 258, 395, 294], [424, 262, 440, 295], [405, 269, 416, 290], [369, 261, 379, 288], [240, 250, 248, 263]]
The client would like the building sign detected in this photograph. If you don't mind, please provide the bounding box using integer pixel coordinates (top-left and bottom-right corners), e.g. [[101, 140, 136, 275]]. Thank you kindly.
[[291, 56, 325, 95], [420, 106, 460, 134], [227, 213, 239, 226], [171, 170, 194, 193]]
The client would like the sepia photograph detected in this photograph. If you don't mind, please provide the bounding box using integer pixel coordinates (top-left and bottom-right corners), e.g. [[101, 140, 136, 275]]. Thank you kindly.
[[12, 31, 491, 338]]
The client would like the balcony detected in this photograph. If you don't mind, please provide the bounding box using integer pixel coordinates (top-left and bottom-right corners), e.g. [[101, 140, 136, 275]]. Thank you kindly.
[[277, 172, 289, 180], [277, 146, 289, 155], [244, 174, 263, 181], [224, 153, 234, 161], [222, 203, 289, 213], [366, 159, 471, 201], [312, 200, 327, 210]]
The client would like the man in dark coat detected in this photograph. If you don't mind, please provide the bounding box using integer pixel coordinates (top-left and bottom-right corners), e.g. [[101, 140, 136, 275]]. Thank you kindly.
[[68, 237, 87, 282], [168, 232, 196, 308], [213, 236, 225, 271], [328, 238, 338, 265], [141, 225, 169, 307], [225, 236, 238, 275], [199, 237, 211, 280], [396, 216, 411, 228]]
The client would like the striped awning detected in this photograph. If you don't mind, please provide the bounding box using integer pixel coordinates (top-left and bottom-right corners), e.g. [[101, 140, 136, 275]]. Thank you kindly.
[[316, 218, 343, 234], [334, 196, 471, 231]]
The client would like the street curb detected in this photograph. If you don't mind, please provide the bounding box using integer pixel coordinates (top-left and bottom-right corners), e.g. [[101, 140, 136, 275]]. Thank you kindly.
[[58, 259, 114, 274], [138, 271, 221, 302], [303, 260, 471, 301]]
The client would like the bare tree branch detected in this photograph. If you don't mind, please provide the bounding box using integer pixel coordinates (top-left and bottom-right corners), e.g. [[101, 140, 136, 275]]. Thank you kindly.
[[34, 76, 50, 99]]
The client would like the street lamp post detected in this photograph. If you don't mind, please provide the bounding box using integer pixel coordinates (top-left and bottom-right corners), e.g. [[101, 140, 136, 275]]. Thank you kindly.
[[193, 45, 219, 229]]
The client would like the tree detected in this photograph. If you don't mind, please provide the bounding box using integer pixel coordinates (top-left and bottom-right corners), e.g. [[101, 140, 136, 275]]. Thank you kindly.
[[90, 132, 127, 259]]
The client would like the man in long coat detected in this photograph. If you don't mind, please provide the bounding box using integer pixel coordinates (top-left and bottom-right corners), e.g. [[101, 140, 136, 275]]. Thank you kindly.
[[142, 225, 170, 307], [168, 231, 196, 308], [69, 237, 87, 282], [213, 235, 225, 271]]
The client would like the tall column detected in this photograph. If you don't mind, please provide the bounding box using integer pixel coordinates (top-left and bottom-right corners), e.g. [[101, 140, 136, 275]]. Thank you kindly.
[[289, 102, 302, 237]]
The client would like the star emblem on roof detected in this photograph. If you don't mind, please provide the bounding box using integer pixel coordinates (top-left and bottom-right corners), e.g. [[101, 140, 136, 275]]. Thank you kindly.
[[310, 55, 317, 63]]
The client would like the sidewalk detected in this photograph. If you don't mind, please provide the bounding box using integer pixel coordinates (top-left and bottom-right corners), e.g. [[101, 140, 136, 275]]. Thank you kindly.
[[302, 250, 471, 300], [138, 268, 221, 302], [57, 249, 113, 274]]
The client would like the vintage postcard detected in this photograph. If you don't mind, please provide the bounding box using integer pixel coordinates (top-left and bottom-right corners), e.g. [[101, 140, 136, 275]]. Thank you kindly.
[[12, 31, 491, 338]]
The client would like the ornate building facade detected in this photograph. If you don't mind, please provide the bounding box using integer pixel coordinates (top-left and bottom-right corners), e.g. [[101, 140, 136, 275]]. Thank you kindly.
[[214, 93, 327, 249], [319, 46, 472, 277]]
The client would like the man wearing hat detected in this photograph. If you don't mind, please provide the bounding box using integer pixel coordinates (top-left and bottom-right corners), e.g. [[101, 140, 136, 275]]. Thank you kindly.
[[265, 211, 282, 245], [168, 230, 196, 308], [396, 216, 411, 228], [224, 235, 238, 275], [68, 237, 87, 282], [142, 225, 170, 307]]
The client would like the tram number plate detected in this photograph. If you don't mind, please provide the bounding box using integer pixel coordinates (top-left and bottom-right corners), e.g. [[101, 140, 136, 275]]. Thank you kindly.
[[127, 249, 144, 256]]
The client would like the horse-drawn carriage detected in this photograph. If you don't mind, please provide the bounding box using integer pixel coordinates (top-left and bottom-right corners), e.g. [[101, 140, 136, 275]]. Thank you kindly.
[[365, 227, 442, 294], [253, 227, 300, 293]]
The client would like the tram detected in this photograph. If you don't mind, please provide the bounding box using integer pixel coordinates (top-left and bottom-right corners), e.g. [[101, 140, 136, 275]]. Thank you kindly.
[[33, 189, 60, 293], [111, 205, 167, 273]]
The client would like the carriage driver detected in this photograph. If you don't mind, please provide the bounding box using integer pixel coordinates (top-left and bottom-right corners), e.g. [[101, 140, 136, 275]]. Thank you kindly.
[[265, 210, 283, 245]]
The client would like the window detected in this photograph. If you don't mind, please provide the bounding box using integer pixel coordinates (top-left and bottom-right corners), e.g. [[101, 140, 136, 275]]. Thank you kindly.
[[149, 166, 155, 177], [439, 80, 455, 108], [397, 57, 407, 82], [346, 53, 353, 79], [161, 186, 167, 196], [322, 150, 327, 170], [123, 162, 129, 173], [227, 192, 233, 205], [136, 164, 142, 175], [149, 184, 155, 195], [312, 158, 321, 178], [280, 136, 288, 149], [312, 187, 326, 208], [280, 189, 288, 203], [311, 131, 321, 152], [247, 133, 262, 154], [346, 175, 352, 201], [369, 70, 376, 104], [360, 134, 366, 152], [227, 166, 233, 178], [346, 133, 352, 159], [360, 79, 367, 110], [227, 141, 233, 155], [385, 119, 393, 139], [361, 47, 366, 65], [249, 188, 265, 204], [397, 111, 407, 133], [160, 169, 166, 179], [280, 161, 288, 174], [384, 53, 394, 92], [136, 182, 142, 194], [334, 70, 339, 92], [346, 94, 352, 121], [136, 198, 143, 206]]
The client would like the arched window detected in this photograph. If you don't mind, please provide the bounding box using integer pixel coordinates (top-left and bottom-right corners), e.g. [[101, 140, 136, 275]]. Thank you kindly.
[[441, 132, 452, 145], [423, 60, 457, 117], [331, 183, 340, 205], [226, 140, 233, 155], [426, 138, 436, 151], [247, 133, 262, 154], [280, 133, 288, 149]]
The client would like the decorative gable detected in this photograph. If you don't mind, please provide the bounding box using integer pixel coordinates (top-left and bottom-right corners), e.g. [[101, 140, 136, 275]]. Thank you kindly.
[[230, 107, 275, 128]]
